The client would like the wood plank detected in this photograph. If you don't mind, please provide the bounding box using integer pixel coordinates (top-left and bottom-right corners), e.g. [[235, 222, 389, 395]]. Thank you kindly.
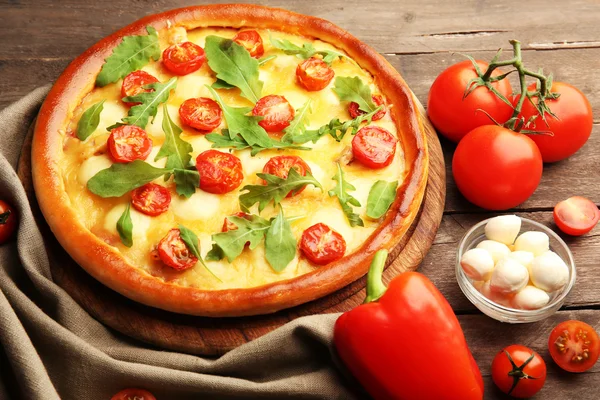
[[422, 211, 600, 312], [1, 0, 600, 59]]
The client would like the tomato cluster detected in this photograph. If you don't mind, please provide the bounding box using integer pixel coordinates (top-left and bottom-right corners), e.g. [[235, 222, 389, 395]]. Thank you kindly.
[[428, 47, 593, 211]]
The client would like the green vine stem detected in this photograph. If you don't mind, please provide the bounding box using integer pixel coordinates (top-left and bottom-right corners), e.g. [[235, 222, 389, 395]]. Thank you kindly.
[[465, 40, 560, 133]]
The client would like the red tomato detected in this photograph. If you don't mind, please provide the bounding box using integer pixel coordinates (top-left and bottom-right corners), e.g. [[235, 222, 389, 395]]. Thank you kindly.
[[348, 94, 386, 121], [195, 150, 244, 194], [300, 223, 346, 265], [252, 95, 295, 133], [262, 155, 311, 197], [0, 200, 17, 244], [107, 125, 153, 163], [179, 97, 223, 132], [157, 228, 197, 271], [111, 388, 156, 400], [131, 183, 171, 216], [352, 126, 398, 169], [548, 320, 600, 373], [162, 41, 206, 75], [427, 60, 513, 143], [232, 30, 264, 58], [296, 57, 334, 91], [452, 125, 543, 210], [517, 82, 593, 162], [553, 196, 600, 236], [120, 71, 159, 107], [222, 212, 251, 232], [491, 344, 546, 398]]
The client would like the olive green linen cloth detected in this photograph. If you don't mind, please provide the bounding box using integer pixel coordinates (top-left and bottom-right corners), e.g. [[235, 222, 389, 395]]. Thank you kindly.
[[0, 87, 362, 400]]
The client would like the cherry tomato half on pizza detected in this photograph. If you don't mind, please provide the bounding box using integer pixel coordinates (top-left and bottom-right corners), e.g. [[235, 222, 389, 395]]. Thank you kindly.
[[195, 150, 244, 194], [233, 30, 264, 58], [121, 71, 159, 107], [296, 57, 335, 91], [107, 125, 153, 163], [262, 155, 311, 197], [162, 41, 206, 75], [157, 228, 198, 271], [252, 95, 295, 133], [348, 94, 386, 121], [300, 223, 346, 265], [222, 212, 251, 232], [131, 183, 171, 216], [352, 126, 398, 169], [179, 97, 223, 132]]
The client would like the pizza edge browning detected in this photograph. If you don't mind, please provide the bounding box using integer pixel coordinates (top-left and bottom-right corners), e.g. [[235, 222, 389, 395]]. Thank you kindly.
[[31, 4, 428, 317]]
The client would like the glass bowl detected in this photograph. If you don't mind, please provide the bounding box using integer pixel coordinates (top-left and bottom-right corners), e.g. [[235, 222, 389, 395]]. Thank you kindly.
[[456, 217, 576, 323]]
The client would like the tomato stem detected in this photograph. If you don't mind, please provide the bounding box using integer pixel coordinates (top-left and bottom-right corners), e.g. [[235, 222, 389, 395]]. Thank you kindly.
[[364, 249, 389, 303]]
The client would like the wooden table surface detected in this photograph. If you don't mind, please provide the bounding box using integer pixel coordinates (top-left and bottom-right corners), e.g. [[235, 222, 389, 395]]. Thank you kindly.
[[1, 0, 599, 398]]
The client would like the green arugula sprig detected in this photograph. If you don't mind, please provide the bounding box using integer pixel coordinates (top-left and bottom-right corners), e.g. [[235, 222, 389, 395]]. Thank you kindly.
[[270, 37, 350, 65], [116, 203, 133, 247], [333, 76, 377, 113], [96, 26, 161, 87], [328, 163, 363, 227], [211, 55, 277, 90], [204, 36, 263, 103], [178, 225, 222, 281], [239, 168, 322, 213], [206, 210, 298, 272], [280, 100, 313, 143], [77, 100, 105, 141], [206, 130, 310, 156], [366, 180, 398, 219]]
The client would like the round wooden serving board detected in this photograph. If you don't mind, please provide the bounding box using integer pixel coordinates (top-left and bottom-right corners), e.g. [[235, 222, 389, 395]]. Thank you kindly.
[[18, 102, 445, 356]]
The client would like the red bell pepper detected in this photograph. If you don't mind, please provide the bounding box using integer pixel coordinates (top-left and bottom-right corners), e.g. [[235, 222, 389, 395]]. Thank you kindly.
[[334, 250, 484, 400]]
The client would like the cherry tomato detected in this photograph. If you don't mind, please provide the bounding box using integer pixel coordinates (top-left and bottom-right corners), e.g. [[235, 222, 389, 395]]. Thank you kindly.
[[107, 125, 153, 163], [263, 155, 311, 197], [157, 228, 197, 271], [111, 388, 156, 400], [491, 344, 546, 398], [195, 150, 244, 194], [452, 125, 543, 210], [553, 196, 600, 236], [0, 200, 17, 244], [252, 95, 295, 133], [352, 126, 398, 169], [296, 57, 334, 91], [162, 41, 206, 75], [222, 212, 251, 232], [348, 94, 386, 121], [232, 30, 264, 58], [120, 71, 159, 107], [548, 320, 600, 373], [427, 60, 513, 143], [131, 183, 171, 216], [517, 82, 593, 162], [300, 223, 346, 265], [179, 97, 223, 132]]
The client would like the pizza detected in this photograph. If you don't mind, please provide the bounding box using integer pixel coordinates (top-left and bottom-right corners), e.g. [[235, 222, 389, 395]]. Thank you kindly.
[[32, 4, 428, 316]]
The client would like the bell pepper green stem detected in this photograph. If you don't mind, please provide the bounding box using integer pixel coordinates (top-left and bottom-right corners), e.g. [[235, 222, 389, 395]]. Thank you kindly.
[[364, 249, 389, 303]]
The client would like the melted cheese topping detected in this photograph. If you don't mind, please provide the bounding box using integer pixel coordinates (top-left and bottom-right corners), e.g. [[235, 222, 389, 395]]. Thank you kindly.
[[60, 27, 406, 290]]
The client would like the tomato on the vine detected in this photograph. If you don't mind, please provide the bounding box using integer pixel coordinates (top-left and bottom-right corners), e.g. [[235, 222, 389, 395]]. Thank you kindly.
[[553, 196, 600, 236], [491, 344, 546, 398], [452, 125, 543, 210], [0, 200, 17, 244], [517, 82, 593, 163], [548, 320, 600, 373], [427, 60, 513, 143]]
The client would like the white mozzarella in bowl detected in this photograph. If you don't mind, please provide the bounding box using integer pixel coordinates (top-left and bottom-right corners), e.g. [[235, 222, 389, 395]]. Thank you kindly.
[[461, 248, 495, 281], [514, 231, 549, 256], [484, 215, 521, 245], [490, 257, 529, 295], [476, 240, 511, 263], [529, 251, 570, 292], [512, 285, 550, 310], [508, 251, 535, 268]]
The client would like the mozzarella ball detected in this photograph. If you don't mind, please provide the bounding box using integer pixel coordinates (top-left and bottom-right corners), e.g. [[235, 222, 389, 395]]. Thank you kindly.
[[512, 286, 550, 310], [490, 258, 529, 295], [485, 215, 521, 245], [476, 240, 511, 263], [530, 251, 570, 292], [514, 231, 550, 256], [461, 248, 495, 281], [479, 281, 513, 307], [508, 251, 535, 268]]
